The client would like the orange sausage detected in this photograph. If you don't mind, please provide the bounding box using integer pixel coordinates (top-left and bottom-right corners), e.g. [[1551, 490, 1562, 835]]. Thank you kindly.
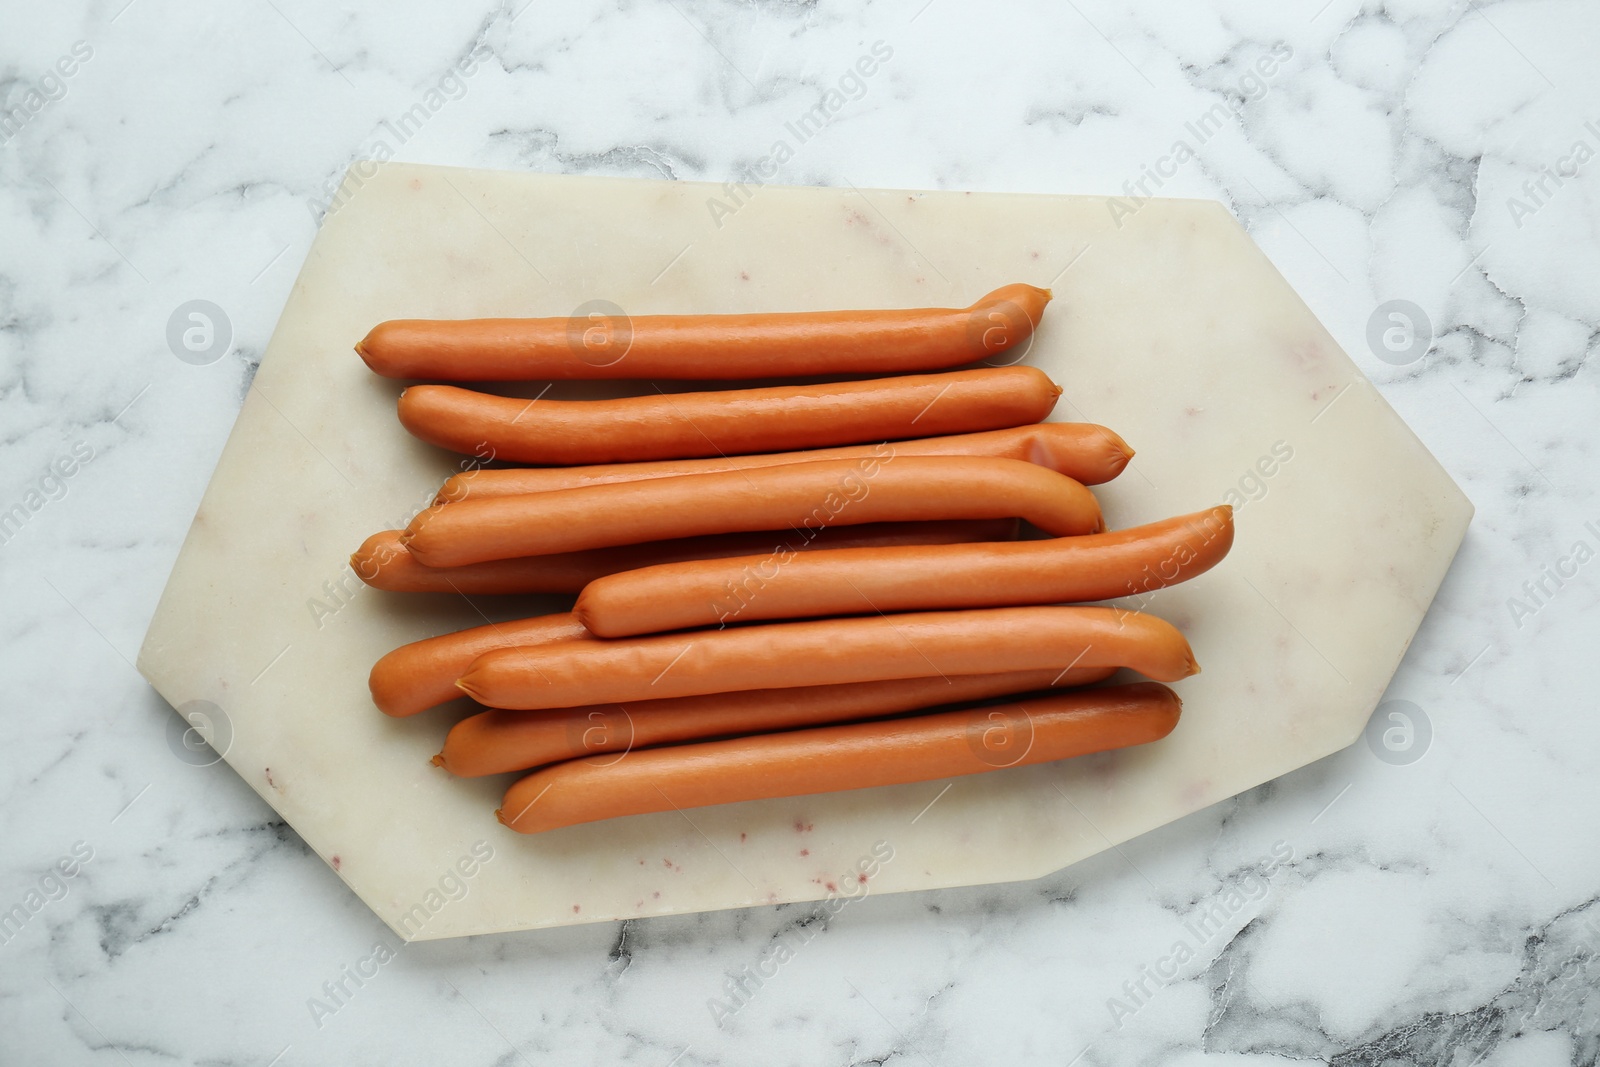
[[402, 457, 1103, 567], [435, 667, 1118, 777], [396, 367, 1061, 464], [458, 605, 1198, 710], [357, 284, 1050, 381], [436, 422, 1134, 503], [577, 506, 1235, 637], [352, 519, 1020, 595], [497, 682, 1181, 834], [369, 613, 588, 718]]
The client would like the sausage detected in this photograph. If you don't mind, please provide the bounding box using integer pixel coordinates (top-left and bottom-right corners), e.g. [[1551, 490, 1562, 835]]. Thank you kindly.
[[458, 605, 1198, 710], [576, 506, 1235, 637], [357, 283, 1050, 381], [496, 682, 1181, 834], [436, 422, 1134, 503], [395, 367, 1061, 464], [402, 457, 1103, 567], [435, 667, 1119, 777], [369, 613, 588, 718], [353, 519, 1021, 595]]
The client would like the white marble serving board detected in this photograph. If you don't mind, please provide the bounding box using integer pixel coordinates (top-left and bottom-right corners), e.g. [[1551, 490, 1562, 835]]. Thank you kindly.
[[136, 163, 1471, 940]]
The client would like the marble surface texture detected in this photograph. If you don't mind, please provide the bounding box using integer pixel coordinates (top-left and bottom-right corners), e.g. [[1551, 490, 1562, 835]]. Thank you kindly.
[[2, 1, 1597, 1064]]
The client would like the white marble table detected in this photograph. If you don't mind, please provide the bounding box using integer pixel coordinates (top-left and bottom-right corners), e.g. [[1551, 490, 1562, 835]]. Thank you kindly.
[[3, 2, 1597, 1064]]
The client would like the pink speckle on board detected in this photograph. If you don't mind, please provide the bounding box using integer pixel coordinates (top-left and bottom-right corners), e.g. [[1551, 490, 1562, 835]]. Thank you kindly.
[[330, 855, 341, 871], [800, 849, 809, 857], [739, 271, 750, 281], [1289, 340, 1325, 371], [857, 873, 868, 884], [740, 832, 747, 843], [824, 881, 837, 892], [652, 891, 661, 899], [638, 858, 645, 865], [794, 820, 813, 833], [264, 768, 277, 790], [409, 178, 422, 190], [572, 905, 581, 914]]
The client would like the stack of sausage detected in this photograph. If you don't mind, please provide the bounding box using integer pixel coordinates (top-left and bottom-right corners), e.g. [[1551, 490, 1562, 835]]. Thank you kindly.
[[351, 285, 1234, 835]]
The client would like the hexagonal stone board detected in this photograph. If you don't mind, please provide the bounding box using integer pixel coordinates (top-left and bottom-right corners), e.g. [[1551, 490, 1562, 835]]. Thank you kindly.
[[137, 163, 1471, 939]]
